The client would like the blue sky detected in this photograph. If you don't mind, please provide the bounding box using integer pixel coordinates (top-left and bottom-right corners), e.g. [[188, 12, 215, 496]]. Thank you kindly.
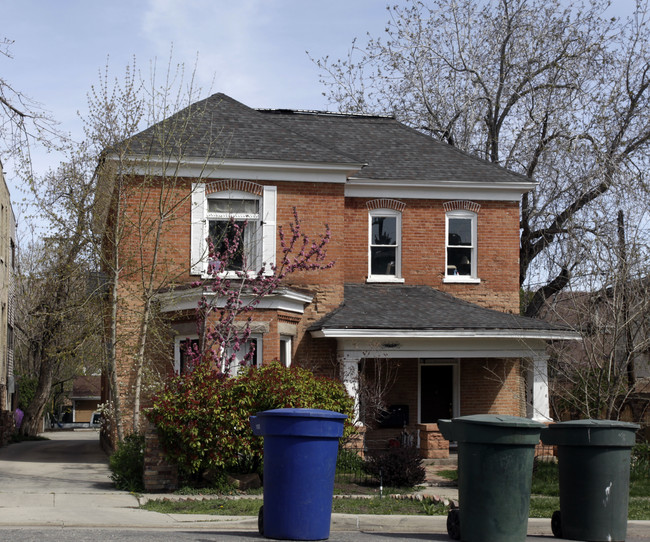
[[2, 0, 639, 231], [2, 0, 394, 214]]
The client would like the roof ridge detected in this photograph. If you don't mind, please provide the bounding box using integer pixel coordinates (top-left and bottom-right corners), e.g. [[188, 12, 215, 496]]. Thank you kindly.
[[257, 108, 395, 120]]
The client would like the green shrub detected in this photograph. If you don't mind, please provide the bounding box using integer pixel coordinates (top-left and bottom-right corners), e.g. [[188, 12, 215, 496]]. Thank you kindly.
[[631, 442, 650, 481], [363, 447, 426, 488], [16, 376, 38, 411], [109, 433, 144, 492], [337, 448, 365, 474], [146, 362, 355, 478]]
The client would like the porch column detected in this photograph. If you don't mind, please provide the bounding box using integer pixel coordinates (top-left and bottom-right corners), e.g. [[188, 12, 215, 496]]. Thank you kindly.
[[339, 352, 361, 424], [527, 353, 552, 422]]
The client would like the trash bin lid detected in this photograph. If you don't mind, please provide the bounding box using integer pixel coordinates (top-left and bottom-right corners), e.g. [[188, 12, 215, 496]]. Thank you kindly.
[[441, 414, 544, 445], [250, 408, 347, 438], [541, 419, 639, 447], [256, 408, 348, 420]]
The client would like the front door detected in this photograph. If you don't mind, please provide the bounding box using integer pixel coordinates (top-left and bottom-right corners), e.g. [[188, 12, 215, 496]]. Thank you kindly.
[[420, 364, 454, 423]]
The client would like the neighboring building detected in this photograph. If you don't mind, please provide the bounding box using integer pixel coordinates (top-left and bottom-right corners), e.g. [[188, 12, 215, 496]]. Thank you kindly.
[[70, 376, 101, 424], [0, 163, 17, 443], [541, 285, 650, 435], [96, 93, 577, 445]]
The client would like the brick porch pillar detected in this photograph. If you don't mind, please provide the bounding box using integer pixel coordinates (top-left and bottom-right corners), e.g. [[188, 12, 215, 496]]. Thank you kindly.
[[417, 423, 449, 459], [143, 421, 178, 492]]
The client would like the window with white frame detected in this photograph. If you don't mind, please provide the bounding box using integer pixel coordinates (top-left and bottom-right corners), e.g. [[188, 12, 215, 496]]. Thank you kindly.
[[207, 196, 260, 271], [368, 209, 402, 281], [174, 334, 262, 376], [191, 184, 276, 276], [224, 335, 262, 376], [445, 210, 478, 281], [280, 335, 292, 367], [174, 336, 199, 374]]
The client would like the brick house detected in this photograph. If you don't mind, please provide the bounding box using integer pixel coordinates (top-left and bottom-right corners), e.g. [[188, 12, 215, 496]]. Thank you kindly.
[[97, 93, 577, 449], [0, 164, 16, 445]]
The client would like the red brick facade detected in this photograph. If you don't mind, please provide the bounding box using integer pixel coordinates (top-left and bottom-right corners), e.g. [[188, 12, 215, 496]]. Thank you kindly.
[[104, 171, 527, 439]]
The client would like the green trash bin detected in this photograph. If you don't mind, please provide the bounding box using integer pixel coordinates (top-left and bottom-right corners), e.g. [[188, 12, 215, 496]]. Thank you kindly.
[[438, 415, 544, 542], [540, 419, 639, 542]]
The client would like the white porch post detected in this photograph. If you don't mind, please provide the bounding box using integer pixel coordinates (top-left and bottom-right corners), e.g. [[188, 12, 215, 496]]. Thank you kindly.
[[527, 353, 553, 422], [339, 352, 362, 424]]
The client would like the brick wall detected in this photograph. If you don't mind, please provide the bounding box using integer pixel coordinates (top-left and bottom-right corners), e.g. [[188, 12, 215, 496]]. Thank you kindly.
[[105, 175, 526, 447], [0, 410, 14, 447], [143, 421, 178, 492], [460, 358, 526, 416]]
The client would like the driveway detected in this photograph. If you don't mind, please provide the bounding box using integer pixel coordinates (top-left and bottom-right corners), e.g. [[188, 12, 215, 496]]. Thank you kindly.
[[0, 430, 113, 493]]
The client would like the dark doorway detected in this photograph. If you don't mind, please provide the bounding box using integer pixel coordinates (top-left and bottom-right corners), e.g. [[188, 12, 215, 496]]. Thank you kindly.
[[420, 364, 453, 423]]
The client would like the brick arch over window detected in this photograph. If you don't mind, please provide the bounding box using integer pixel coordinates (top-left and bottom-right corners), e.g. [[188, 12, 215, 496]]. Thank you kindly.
[[366, 199, 406, 212], [205, 179, 264, 197], [443, 200, 481, 213]]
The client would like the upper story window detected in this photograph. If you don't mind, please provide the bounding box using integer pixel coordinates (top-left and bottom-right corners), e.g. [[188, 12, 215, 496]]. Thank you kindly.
[[445, 209, 479, 283], [367, 209, 403, 283], [207, 195, 260, 271], [191, 181, 276, 276]]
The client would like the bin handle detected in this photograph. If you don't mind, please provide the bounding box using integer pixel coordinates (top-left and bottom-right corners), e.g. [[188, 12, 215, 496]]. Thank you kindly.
[[437, 419, 455, 442], [250, 416, 262, 436]]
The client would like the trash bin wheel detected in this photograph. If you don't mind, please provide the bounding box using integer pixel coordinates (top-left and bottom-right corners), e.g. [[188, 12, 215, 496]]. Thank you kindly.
[[551, 510, 562, 538], [258, 505, 264, 535], [447, 508, 461, 540]]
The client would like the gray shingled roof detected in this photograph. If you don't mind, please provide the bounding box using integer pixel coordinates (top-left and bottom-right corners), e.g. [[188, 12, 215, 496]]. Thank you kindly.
[[260, 109, 529, 183], [123, 93, 531, 185], [309, 284, 575, 336]]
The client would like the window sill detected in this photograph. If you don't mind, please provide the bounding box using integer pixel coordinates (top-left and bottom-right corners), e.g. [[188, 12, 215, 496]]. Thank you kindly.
[[366, 276, 405, 284], [443, 276, 481, 284]]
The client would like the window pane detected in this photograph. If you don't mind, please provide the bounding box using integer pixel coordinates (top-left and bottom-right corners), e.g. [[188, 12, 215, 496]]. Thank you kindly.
[[180, 339, 200, 374], [371, 246, 396, 275], [209, 220, 248, 270], [372, 216, 397, 245], [447, 247, 472, 275], [208, 198, 258, 215], [448, 218, 472, 246]]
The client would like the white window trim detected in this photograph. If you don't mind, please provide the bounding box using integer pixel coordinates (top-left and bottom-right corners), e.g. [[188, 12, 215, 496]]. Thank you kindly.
[[174, 333, 263, 375], [225, 333, 263, 376], [280, 335, 292, 367], [443, 209, 480, 284], [191, 184, 276, 277], [367, 208, 404, 283]]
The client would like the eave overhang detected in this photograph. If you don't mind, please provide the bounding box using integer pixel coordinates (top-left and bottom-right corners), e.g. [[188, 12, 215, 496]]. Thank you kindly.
[[345, 178, 537, 202], [156, 286, 313, 315], [104, 154, 364, 183], [310, 328, 580, 341]]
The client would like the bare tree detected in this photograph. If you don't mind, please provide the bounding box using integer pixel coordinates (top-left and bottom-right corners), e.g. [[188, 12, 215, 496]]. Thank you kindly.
[[542, 200, 650, 421], [14, 149, 99, 435], [314, 0, 650, 316], [87, 56, 224, 438], [0, 38, 63, 175]]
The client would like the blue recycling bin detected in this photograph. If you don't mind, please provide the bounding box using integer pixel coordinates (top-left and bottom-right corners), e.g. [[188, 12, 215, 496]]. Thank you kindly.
[[250, 408, 347, 540]]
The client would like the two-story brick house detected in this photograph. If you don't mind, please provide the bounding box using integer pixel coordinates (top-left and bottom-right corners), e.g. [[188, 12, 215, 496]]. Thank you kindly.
[[97, 93, 577, 446]]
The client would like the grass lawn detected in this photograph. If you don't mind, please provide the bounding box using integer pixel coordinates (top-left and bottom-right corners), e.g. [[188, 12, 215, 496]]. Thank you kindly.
[[142, 457, 650, 519], [141, 496, 448, 516]]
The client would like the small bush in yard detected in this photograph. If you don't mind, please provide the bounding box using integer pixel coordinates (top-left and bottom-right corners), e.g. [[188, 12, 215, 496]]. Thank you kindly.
[[146, 362, 355, 479], [631, 442, 650, 481], [363, 447, 426, 488], [109, 433, 144, 492]]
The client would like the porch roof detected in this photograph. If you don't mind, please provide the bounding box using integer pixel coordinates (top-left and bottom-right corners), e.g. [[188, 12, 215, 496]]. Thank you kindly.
[[309, 284, 579, 340]]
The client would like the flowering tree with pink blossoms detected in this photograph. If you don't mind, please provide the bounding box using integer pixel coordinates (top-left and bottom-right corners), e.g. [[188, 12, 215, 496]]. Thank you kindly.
[[187, 206, 334, 375]]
